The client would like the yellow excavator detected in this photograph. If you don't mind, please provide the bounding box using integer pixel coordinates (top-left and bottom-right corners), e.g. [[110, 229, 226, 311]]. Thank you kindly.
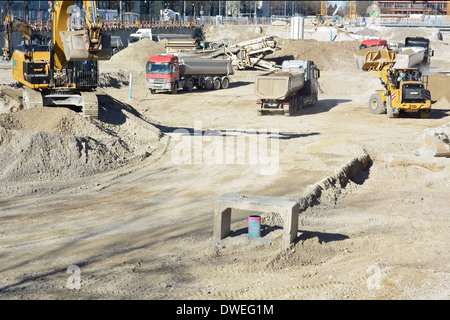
[[355, 45, 432, 119], [11, 1, 112, 119]]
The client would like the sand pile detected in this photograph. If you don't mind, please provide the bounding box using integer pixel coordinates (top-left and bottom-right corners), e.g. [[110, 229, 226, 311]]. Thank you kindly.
[[100, 38, 167, 84], [271, 39, 360, 71], [0, 86, 22, 113], [428, 74, 450, 101], [0, 94, 162, 194], [204, 25, 270, 43], [101, 38, 166, 70]]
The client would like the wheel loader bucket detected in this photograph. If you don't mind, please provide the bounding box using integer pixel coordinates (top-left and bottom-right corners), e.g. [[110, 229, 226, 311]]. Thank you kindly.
[[60, 30, 112, 61], [354, 46, 396, 71], [415, 125, 450, 157]]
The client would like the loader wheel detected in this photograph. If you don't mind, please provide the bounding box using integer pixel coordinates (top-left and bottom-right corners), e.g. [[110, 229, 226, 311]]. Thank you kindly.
[[418, 109, 431, 119], [368, 92, 386, 114]]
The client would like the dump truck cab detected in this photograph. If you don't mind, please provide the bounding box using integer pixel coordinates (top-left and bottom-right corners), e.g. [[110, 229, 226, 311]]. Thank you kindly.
[[146, 54, 179, 93]]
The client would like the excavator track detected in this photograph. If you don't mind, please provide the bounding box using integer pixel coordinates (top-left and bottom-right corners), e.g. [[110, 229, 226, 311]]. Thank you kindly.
[[22, 87, 43, 109], [81, 91, 99, 119]]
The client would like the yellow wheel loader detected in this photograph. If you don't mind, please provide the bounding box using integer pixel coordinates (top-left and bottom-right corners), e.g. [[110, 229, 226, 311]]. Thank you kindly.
[[11, 1, 112, 119], [355, 45, 432, 119]]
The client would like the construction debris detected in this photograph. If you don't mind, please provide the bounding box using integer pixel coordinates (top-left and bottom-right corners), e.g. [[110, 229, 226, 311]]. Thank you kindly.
[[415, 123, 450, 157]]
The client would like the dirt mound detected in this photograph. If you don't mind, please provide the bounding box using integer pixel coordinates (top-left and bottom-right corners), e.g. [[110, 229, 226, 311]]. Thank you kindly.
[[100, 39, 166, 85], [204, 25, 270, 43], [102, 38, 166, 70], [428, 74, 450, 101], [0, 86, 22, 113], [272, 39, 360, 71], [0, 93, 162, 195]]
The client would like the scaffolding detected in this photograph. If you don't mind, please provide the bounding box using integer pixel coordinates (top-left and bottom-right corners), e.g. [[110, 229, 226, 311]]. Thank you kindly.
[[320, 1, 328, 16], [349, 1, 357, 20]]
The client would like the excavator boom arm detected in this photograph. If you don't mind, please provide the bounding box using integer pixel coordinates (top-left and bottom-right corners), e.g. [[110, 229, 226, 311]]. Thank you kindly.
[[51, 0, 111, 69]]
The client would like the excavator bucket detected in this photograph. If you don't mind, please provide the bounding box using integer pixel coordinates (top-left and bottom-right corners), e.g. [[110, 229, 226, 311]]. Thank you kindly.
[[415, 124, 450, 157], [60, 30, 112, 61]]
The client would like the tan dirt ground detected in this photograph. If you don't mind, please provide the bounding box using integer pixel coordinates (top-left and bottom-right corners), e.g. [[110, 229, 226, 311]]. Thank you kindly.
[[0, 25, 449, 300]]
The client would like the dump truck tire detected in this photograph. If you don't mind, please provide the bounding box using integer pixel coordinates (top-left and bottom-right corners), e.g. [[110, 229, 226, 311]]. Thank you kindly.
[[221, 77, 230, 89], [171, 83, 178, 95], [213, 77, 221, 90], [184, 79, 194, 92], [284, 102, 293, 117], [368, 92, 386, 114], [204, 77, 213, 90]]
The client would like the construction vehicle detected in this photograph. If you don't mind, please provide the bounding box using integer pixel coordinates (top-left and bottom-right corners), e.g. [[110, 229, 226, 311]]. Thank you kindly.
[[128, 29, 153, 46], [146, 54, 234, 94], [354, 45, 431, 118], [312, 15, 334, 26], [2, 15, 36, 61], [165, 38, 199, 53], [404, 37, 434, 65], [359, 39, 388, 50], [178, 36, 280, 72], [160, 8, 181, 21], [11, 1, 112, 119], [254, 60, 320, 116]]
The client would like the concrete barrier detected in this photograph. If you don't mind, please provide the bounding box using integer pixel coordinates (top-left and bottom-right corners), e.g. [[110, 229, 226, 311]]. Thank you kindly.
[[213, 193, 299, 249]]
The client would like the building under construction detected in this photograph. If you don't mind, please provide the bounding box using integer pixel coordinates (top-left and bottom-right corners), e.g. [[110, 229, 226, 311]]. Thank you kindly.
[[377, 1, 449, 16]]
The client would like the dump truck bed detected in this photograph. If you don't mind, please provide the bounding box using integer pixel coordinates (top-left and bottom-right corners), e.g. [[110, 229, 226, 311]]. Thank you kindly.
[[254, 71, 305, 100], [179, 57, 234, 77]]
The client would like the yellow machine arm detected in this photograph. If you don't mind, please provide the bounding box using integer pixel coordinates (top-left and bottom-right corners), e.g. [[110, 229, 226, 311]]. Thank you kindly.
[[3, 15, 34, 60], [11, 16, 33, 42], [83, 1, 103, 49], [51, 0, 111, 69]]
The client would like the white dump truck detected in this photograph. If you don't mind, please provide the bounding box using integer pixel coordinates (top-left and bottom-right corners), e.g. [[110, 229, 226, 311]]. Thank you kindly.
[[254, 60, 320, 116]]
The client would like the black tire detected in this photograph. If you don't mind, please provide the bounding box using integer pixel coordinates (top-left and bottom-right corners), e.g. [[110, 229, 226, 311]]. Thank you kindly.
[[283, 102, 292, 117], [297, 98, 303, 111], [204, 77, 213, 90], [184, 79, 194, 92], [171, 83, 178, 95], [368, 92, 386, 114], [418, 109, 431, 119], [213, 77, 221, 90], [221, 77, 230, 89]]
